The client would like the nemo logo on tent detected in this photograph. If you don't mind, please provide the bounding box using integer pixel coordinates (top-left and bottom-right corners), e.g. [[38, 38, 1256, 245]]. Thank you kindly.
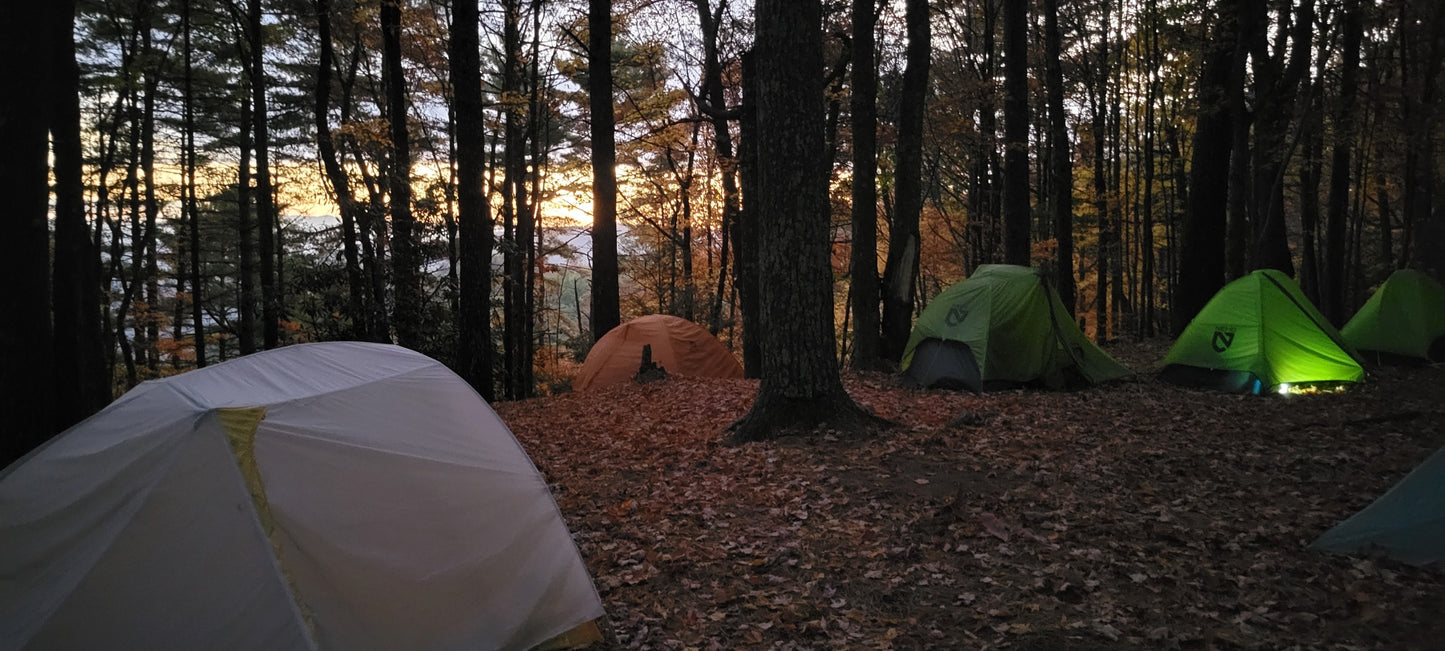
[[1212, 329, 1235, 352], [945, 304, 969, 327]]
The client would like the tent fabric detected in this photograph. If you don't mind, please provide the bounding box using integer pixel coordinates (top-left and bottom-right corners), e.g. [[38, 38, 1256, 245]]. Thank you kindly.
[[903, 339, 982, 391], [1341, 269, 1445, 362], [1310, 446, 1445, 567], [575, 314, 743, 391], [0, 342, 604, 651], [901, 264, 1133, 391], [1160, 269, 1364, 392]]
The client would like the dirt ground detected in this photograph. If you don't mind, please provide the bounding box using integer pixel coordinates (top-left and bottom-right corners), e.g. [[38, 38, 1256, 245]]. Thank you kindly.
[[498, 340, 1445, 650]]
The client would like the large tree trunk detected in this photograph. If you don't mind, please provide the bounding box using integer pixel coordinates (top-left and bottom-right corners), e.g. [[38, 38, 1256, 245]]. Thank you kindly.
[[452, 0, 495, 400], [589, 0, 621, 342], [880, 0, 930, 363], [383, 0, 421, 348], [727, 0, 878, 444], [1001, 0, 1030, 266], [1250, 0, 1313, 275], [848, 0, 882, 370], [1045, 0, 1075, 315], [1322, 0, 1362, 326], [1173, 0, 1247, 334], [52, 0, 108, 430], [1, 0, 57, 464]]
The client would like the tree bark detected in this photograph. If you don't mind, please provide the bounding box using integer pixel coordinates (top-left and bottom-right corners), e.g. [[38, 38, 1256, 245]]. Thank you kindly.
[[848, 0, 883, 370], [880, 0, 930, 363], [452, 0, 495, 400], [52, 0, 108, 430], [1323, 0, 1362, 326], [382, 0, 420, 348], [248, 0, 280, 349], [735, 52, 762, 377], [1173, 0, 1247, 334], [1, 0, 57, 464], [313, 0, 369, 342], [589, 0, 621, 342], [727, 0, 879, 444], [1002, 0, 1031, 266], [1045, 0, 1075, 315]]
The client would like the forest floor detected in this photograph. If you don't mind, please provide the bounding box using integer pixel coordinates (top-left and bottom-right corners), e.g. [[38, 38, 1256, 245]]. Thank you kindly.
[[497, 339, 1445, 650]]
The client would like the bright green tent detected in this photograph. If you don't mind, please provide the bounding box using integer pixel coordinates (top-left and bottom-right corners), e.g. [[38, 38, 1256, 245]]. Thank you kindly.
[[1311, 446, 1445, 567], [901, 264, 1133, 391], [1160, 269, 1363, 393], [1341, 269, 1445, 362]]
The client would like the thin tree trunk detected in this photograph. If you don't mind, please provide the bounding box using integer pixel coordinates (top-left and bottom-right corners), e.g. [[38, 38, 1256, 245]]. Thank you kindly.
[[1323, 0, 1362, 326], [452, 0, 495, 399], [735, 52, 762, 377], [880, 0, 930, 363], [383, 0, 420, 347], [248, 0, 279, 349], [313, 0, 367, 341], [1002, 0, 1030, 265], [849, 0, 882, 369], [589, 0, 621, 341], [1045, 0, 1075, 315]]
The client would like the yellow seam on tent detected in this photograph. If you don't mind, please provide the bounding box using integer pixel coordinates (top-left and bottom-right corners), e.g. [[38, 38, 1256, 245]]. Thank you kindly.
[[218, 407, 321, 643]]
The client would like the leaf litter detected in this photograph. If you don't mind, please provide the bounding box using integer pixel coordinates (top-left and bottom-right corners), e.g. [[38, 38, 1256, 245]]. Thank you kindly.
[[497, 340, 1445, 649]]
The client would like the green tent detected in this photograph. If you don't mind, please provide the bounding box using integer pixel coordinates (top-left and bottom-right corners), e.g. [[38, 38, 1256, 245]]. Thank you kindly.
[[1160, 269, 1363, 393], [901, 264, 1133, 391], [1311, 446, 1445, 567], [1341, 269, 1445, 363]]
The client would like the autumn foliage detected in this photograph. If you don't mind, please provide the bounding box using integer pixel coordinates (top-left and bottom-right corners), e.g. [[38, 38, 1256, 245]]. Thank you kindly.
[[500, 340, 1444, 648]]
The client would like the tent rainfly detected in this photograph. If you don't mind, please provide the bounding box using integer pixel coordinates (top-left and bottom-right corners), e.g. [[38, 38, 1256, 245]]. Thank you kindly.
[[1311, 446, 1445, 567], [1160, 269, 1364, 393], [901, 264, 1134, 391], [0, 342, 604, 651], [1341, 269, 1445, 363], [575, 314, 743, 391]]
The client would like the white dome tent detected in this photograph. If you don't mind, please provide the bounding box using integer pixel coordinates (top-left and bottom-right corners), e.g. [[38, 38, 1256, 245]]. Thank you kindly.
[[0, 342, 603, 650]]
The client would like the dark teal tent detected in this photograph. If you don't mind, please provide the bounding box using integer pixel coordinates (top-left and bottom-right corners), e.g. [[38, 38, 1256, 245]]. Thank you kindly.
[[1311, 447, 1445, 567]]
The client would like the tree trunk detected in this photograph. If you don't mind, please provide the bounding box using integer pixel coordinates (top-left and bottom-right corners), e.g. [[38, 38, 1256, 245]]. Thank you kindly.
[[452, 0, 495, 399], [237, 92, 257, 355], [735, 52, 762, 377], [1, 0, 57, 464], [383, 0, 420, 348], [1250, 0, 1313, 275], [1173, 0, 1247, 334], [848, 0, 882, 370], [52, 0, 108, 430], [1045, 0, 1075, 315], [248, 0, 279, 349], [697, 1, 740, 337], [313, 0, 368, 342], [1002, 0, 1030, 266], [727, 0, 878, 444], [589, 0, 621, 342], [1323, 0, 1362, 326], [880, 0, 930, 363]]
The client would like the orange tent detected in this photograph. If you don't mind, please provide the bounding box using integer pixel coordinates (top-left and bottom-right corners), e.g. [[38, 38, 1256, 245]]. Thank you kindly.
[[575, 315, 743, 390]]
